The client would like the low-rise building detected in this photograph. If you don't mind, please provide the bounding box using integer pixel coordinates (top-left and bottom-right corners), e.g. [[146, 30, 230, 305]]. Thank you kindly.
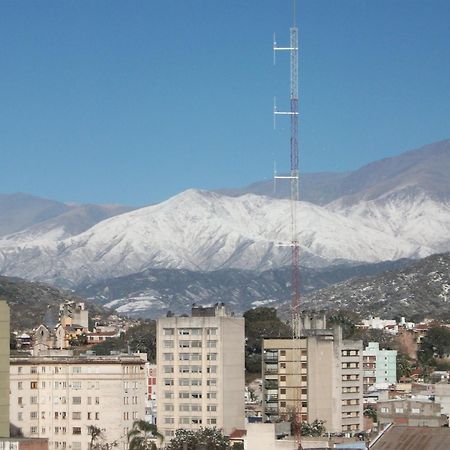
[[10, 353, 147, 450], [377, 398, 447, 428]]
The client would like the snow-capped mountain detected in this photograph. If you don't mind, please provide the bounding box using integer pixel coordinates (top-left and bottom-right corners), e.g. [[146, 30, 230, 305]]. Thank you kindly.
[[0, 188, 448, 286], [0, 139, 449, 288]]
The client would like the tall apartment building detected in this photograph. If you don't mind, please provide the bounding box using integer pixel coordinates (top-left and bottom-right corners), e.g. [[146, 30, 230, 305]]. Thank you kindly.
[[262, 314, 363, 433], [156, 304, 245, 440], [0, 301, 10, 437], [363, 342, 397, 392], [10, 353, 147, 450]]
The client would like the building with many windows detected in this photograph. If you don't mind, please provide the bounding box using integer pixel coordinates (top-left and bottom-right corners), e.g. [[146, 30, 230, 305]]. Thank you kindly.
[[9, 353, 146, 450], [262, 314, 364, 433], [156, 304, 245, 440], [363, 342, 397, 393]]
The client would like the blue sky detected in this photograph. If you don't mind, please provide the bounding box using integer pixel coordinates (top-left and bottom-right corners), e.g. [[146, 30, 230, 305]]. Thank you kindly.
[[1, 0, 449, 205]]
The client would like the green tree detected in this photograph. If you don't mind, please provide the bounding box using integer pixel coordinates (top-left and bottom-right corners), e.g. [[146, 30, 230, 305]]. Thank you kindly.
[[244, 307, 291, 377], [299, 420, 326, 437], [166, 427, 230, 450], [419, 326, 450, 360], [88, 425, 118, 450], [127, 420, 163, 450], [396, 353, 413, 380], [363, 406, 377, 422]]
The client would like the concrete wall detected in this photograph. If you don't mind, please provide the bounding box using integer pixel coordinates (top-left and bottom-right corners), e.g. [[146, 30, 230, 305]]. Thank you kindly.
[[0, 301, 10, 438]]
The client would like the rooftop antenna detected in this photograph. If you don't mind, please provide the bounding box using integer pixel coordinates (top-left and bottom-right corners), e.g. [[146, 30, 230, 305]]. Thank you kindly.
[[272, 1, 302, 448]]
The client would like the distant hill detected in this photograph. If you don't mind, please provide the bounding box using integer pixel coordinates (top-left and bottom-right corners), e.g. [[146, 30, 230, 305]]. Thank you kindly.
[[77, 259, 415, 319], [220, 139, 450, 206], [280, 252, 450, 321], [0, 276, 106, 331]]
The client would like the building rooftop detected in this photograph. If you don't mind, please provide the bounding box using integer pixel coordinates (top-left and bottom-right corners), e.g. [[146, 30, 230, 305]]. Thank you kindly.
[[370, 425, 450, 450]]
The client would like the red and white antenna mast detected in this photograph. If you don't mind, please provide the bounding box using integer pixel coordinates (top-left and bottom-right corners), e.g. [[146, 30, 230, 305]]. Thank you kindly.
[[273, 0, 302, 448]]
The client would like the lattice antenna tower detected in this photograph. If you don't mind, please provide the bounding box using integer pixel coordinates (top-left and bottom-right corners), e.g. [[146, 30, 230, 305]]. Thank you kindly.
[[273, 1, 302, 448]]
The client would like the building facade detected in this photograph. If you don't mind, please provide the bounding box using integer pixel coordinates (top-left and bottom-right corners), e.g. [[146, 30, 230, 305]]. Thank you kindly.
[[0, 301, 10, 438], [378, 398, 447, 427], [156, 304, 245, 439], [363, 342, 397, 393], [262, 315, 364, 433], [10, 354, 146, 450]]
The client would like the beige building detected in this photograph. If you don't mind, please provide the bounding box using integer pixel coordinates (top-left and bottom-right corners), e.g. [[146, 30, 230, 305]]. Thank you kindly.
[[156, 304, 245, 439], [10, 353, 147, 450], [0, 301, 10, 438], [262, 315, 363, 433], [378, 398, 447, 428]]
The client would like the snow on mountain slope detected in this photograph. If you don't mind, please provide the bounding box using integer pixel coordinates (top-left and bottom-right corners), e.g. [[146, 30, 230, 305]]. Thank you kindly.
[[0, 189, 431, 286], [330, 189, 450, 251]]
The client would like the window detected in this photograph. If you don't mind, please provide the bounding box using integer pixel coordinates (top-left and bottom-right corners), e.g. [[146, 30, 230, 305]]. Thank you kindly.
[[163, 353, 174, 361], [191, 392, 202, 399], [207, 353, 217, 361], [163, 340, 174, 348], [206, 340, 216, 348], [206, 379, 215, 386], [72, 427, 82, 435], [72, 381, 82, 390], [165, 404, 174, 412], [192, 418, 202, 424], [18, 397, 22, 405], [191, 366, 202, 373], [412, 408, 421, 414], [395, 408, 404, 414], [30, 396, 38, 404], [381, 407, 389, 413], [207, 405, 216, 412], [207, 392, 217, 399], [72, 397, 81, 405], [207, 328, 217, 335], [280, 350, 286, 356], [179, 392, 189, 399], [191, 340, 202, 348], [72, 443, 81, 450], [18, 382, 23, 390], [72, 367, 81, 374], [95, 397, 100, 405], [179, 366, 190, 373], [164, 366, 174, 373], [207, 418, 217, 425], [30, 426, 38, 434], [72, 412, 81, 420], [164, 328, 174, 335], [207, 366, 216, 374], [165, 417, 174, 424], [179, 379, 189, 386], [179, 404, 190, 412], [30, 366, 38, 374], [30, 411, 38, 419], [280, 376, 286, 382], [179, 329, 190, 335], [18, 412, 23, 421], [164, 391, 174, 399]]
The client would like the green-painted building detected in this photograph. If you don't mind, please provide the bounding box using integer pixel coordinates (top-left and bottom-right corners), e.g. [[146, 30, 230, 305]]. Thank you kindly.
[[0, 301, 10, 437]]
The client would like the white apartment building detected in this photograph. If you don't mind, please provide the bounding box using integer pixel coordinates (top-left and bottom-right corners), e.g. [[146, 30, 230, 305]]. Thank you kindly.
[[363, 342, 397, 392], [10, 353, 147, 450], [156, 304, 245, 440]]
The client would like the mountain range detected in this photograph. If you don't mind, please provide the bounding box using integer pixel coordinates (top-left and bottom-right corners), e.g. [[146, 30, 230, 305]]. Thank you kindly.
[[0, 138, 449, 317]]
